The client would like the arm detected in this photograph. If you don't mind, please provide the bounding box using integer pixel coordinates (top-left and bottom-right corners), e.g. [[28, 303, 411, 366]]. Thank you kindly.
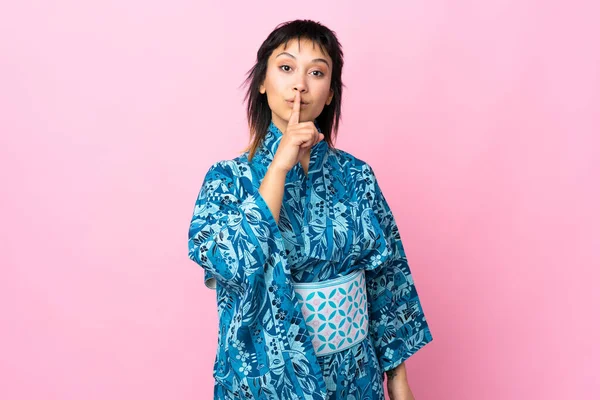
[[385, 362, 407, 381], [386, 362, 416, 400], [361, 163, 434, 373], [187, 161, 282, 292], [258, 162, 288, 224]]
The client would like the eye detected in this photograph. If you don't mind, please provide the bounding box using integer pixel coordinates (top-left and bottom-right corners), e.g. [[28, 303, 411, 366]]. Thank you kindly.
[[311, 70, 325, 77], [279, 65, 292, 72]]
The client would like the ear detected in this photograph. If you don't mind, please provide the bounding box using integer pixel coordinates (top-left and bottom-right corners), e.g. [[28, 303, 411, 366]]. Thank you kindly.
[[259, 84, 266, 94], [326, 89, 334, 105]]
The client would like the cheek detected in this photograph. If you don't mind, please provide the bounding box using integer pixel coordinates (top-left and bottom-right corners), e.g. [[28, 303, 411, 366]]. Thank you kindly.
[[267, 70, 292, 90], [263, 69, 281, 93], [314, 85, 332, 104], [312, 77, 332, 95]]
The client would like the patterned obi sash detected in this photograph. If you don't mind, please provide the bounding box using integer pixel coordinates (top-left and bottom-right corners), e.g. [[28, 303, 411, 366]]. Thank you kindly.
[[292, 269, 369, 357]]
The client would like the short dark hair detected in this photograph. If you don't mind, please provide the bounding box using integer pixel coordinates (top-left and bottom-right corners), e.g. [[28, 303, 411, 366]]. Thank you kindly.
[[240, 19, 345, 161]]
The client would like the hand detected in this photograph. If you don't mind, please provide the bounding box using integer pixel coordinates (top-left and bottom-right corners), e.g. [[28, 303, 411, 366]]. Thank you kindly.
[[386, 377, 415, 400], [271, 90, 324, 173]]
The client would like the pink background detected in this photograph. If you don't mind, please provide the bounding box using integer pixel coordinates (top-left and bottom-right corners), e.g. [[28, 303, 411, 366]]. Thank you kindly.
[[1, 1, 598, 399]]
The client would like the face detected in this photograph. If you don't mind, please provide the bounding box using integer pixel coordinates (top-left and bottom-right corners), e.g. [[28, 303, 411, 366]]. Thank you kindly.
[[259, 38, 334, 134]]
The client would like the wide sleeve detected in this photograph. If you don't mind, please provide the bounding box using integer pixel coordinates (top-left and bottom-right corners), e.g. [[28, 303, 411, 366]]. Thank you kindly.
[[361, 163, 434, 373], [187, 160, 282, 292]]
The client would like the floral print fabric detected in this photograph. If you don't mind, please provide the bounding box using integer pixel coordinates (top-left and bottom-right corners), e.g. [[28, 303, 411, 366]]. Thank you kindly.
[[187, 120, 433, 399]]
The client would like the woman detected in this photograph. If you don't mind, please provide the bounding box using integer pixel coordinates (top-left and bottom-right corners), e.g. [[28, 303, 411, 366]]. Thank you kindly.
[[188, 19, 433, 400]]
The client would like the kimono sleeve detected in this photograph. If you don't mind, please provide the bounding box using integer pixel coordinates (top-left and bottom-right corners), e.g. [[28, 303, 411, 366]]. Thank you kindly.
[[187, 161, 281, 292], [362, 163, 434, 373]]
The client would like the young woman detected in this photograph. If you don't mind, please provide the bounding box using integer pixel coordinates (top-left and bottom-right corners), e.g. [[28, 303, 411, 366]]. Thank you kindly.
[[188, 19, 433, 400]]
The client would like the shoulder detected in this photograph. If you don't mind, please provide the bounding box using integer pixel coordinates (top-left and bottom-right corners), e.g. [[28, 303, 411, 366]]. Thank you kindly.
[[199, 153, 256, 200], [203, 152, 251, 180], [328, 146, 376, 180]]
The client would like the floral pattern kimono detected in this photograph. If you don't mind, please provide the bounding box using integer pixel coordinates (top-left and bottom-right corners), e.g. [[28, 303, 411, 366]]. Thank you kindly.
[[187, 120, 433, 399]]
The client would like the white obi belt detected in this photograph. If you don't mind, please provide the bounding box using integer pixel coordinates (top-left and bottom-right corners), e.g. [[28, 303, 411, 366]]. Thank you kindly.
[[292, 269, 369, 357]]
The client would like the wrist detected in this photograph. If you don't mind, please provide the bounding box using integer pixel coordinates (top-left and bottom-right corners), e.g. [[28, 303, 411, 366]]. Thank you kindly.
[[269, 161, 290, 176]]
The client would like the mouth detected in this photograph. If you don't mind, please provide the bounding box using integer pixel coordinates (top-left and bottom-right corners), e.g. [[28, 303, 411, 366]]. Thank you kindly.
[[286, 99, 309, 106]]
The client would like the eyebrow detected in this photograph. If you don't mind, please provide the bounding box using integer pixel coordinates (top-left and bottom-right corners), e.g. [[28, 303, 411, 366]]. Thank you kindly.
[[275, 52, 330, 69]]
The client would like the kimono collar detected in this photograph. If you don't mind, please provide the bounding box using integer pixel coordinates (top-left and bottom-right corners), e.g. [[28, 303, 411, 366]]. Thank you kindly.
[[254, 119, 338, 263]]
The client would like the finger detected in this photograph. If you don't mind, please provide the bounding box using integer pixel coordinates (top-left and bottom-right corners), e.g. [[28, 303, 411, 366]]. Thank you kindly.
[[295, 129, 321, 147], [296, 132, 314, 147], [294, 121, 315, 128], [287, 126, 317, 137], [288, 91, 301, 126]]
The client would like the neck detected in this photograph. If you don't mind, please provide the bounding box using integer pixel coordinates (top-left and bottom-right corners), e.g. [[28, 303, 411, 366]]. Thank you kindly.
[[271, 117, 287, 136]]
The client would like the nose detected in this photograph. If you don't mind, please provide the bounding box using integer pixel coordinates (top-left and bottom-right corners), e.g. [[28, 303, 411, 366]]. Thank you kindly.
[[293, 79, 307, 94]]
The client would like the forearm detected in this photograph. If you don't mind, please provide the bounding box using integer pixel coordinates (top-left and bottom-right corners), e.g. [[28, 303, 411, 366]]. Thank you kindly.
[[258, 164, 287, 223], [385, 361, 408, 383]]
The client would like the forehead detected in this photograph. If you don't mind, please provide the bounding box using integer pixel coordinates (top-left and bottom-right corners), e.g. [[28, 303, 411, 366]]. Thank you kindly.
[[271, 37, 331, 62]]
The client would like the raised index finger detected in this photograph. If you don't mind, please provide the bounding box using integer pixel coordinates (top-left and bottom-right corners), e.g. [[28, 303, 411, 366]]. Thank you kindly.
[[288, 91, 301, 126]]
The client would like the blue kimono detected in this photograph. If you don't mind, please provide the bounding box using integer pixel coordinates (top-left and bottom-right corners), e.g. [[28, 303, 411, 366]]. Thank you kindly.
[[188, 120, 433, 399]]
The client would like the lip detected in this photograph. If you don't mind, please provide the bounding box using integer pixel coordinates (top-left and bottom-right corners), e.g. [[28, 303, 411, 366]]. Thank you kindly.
[[286, 100, 309, 106]]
